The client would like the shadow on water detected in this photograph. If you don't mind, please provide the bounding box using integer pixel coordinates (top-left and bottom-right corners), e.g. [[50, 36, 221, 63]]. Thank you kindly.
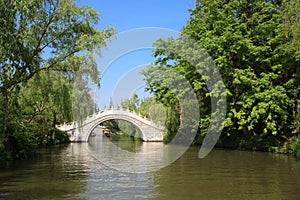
[[154, 147, 300, 200], [0, 145, 89, 200]]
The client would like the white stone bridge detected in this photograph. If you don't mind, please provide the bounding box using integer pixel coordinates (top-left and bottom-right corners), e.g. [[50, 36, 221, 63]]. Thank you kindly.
[[57, 109, 165, 142]]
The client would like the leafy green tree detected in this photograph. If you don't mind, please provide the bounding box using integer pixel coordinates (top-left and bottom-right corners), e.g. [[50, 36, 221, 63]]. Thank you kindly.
[[0, 0, 113, 92], [18, 71, 73, 145], [120, 93, 140, 112], [101, 120, 120, 133], [116, 120, 141, 138], [120, 99, 131, 110], [72, 71, 99, 123], [143, 0, 300, 149], [283, 0, 300, 54], [183, 0, 294, 139], [130, 93, 140, 112], [19, 71, 72, 126], [138, 97, 156, 118], [141, 63, 199, 143], [283, 0, 300, 134], [0, 0, 114, 160], [109, 97, 114, 109]]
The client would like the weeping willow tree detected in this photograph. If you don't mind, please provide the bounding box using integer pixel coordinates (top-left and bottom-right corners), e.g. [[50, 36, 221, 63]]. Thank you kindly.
[[0, 0, 114, 161]]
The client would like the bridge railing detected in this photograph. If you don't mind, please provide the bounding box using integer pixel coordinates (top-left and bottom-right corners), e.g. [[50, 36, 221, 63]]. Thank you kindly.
[[57, 108, 165, 131]]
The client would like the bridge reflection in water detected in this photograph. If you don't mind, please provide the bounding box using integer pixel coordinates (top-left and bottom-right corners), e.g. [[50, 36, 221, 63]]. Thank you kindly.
[[84, 126, 165, 173], [2, 139, 300, 199]]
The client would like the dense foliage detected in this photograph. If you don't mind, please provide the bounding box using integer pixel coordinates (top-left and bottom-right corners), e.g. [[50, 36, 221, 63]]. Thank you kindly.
[[142, 0, 300, 152], [0, 0, 114, 164]]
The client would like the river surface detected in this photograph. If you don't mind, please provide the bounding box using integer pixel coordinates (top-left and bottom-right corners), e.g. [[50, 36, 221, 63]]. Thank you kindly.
[[0, 132, 300, 200]]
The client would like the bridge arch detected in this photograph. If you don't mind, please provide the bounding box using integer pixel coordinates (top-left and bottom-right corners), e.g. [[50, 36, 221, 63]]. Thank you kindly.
[[85, 115, 146, 142], [57, 109, 164, 142]]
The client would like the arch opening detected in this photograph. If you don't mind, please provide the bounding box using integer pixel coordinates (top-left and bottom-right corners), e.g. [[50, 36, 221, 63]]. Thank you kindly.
[[86, 117, 146, 142], [87, 119, 145, 153]]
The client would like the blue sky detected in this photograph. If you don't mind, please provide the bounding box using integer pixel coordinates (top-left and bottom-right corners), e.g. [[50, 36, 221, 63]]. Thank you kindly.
[[83, 0, 195, 31], [80, 0, 196, 109]]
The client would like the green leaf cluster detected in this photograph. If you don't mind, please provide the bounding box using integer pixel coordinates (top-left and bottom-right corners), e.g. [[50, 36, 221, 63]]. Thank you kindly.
[[142, 0, 300, 150], [0, 0, 114, 162]]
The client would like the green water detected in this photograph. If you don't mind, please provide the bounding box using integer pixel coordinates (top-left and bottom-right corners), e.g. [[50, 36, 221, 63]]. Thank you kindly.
[[0, 135, 299, 200]]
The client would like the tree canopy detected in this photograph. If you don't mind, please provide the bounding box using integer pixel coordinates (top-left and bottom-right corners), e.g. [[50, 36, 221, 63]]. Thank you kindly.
[[142, 0, 300, 150], [0, 0, 114, 162]]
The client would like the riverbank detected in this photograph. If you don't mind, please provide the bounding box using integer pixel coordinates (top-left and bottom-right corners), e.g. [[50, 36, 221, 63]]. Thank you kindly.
[[270, 138, 300, 158], [2, 128, 299, 170], [192, 133, 300, 159], [0, 128, 70, 168]]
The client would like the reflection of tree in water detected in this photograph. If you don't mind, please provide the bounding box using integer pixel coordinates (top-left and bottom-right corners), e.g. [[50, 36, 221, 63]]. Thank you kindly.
[[99, 119, 143, 152], [110, 134, 143, 153], [0, 145, 89, 199]]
